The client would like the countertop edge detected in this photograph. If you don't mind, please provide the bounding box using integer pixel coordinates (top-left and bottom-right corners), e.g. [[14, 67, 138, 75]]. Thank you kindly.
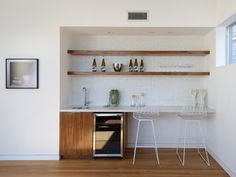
[[60, 106, 216, 113]]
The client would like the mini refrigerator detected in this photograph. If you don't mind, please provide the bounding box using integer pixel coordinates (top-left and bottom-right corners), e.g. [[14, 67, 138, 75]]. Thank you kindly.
[[93, 113, 124, 157]]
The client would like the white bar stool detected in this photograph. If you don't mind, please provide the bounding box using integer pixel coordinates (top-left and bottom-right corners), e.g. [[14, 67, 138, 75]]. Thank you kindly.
[[132, 107, 160, 165], [176, 106, 210, 166]]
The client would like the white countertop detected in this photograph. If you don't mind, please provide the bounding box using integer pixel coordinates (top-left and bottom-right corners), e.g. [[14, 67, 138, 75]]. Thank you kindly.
[[60, 105, 215, 113]]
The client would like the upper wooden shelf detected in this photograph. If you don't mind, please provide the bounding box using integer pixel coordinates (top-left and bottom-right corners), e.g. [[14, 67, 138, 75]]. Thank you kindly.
[[67, 71, 210, 76], [67, 50, 210, 56]]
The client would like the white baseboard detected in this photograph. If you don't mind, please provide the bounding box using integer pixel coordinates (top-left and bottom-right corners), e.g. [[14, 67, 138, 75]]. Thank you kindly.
[[207, 147, 236, 177], [0, 154, 60, 160]]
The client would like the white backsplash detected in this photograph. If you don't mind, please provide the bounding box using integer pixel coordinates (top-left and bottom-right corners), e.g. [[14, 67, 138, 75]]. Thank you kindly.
[[70, 75, 204, 106]]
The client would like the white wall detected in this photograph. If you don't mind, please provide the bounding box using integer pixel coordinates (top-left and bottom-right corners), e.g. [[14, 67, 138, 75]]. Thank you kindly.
[[0, 0, 216, 160], [0, 3, 60, 159], [60, 29, 75, 108], [204, 29, 236, 177], [202, 1, 236, 176], [217, 0, 236, 25]]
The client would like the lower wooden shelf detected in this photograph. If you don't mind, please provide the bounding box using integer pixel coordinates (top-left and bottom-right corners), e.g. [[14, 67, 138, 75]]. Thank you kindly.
[[67, 71, 210, 76]]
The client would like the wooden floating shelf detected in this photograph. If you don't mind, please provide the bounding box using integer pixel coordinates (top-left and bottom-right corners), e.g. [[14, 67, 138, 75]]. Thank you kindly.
[[67, 71, 210, 76], [67, 50, 210, 56]]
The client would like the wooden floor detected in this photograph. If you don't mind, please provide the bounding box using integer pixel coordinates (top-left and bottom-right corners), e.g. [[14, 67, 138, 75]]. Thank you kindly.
[[0, 149, 229, 177]]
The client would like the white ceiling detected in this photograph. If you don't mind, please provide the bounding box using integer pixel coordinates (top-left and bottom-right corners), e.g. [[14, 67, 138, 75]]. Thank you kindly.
[[63, 27, 213, 36]]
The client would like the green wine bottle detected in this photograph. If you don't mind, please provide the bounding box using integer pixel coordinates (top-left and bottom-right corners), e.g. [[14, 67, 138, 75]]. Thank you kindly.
[[92, 58, 97, 72], [129, 59, 133, 72], [101, 58, 106, 72], [134, 58, 138, 72], [140, 59, 144, 72]]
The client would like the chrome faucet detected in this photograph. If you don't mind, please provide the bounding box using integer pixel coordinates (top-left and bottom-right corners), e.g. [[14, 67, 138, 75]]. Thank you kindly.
[[82, 87, 88, 107]]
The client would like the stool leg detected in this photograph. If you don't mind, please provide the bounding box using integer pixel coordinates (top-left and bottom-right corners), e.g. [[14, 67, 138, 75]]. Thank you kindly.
[[177, 120, 188, 166], [197, 120, 210, 166], [151, 120, 160, 165], [182, 120, 187, 166], [133, 120, 141, 165]]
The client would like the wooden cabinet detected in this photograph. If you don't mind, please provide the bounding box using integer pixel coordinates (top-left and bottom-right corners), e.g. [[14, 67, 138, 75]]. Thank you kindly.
[[60, 112, 93, 159]]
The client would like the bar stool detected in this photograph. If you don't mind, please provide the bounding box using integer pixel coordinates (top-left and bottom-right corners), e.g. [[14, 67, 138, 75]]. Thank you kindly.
[[132, 107, 160, 165], [176, 106, 210, 166]]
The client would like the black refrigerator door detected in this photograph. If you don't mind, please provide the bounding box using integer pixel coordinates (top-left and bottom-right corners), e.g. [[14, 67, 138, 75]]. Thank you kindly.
[[94, 113, 123, 157]]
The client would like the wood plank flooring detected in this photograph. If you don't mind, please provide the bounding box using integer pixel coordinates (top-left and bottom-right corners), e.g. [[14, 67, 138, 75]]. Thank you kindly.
[[0, 149, 229, 177]]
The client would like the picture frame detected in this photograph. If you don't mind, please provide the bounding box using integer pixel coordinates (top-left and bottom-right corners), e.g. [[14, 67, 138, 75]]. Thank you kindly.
[[6, 58, 39, 89]]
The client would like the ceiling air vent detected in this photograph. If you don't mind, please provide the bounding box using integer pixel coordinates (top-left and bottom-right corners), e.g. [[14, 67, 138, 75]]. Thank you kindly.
[[128, 11, 148, 21]]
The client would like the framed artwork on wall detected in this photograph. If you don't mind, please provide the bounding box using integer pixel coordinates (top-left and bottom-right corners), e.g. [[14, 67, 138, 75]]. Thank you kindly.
[[6, 58, 39, 89]]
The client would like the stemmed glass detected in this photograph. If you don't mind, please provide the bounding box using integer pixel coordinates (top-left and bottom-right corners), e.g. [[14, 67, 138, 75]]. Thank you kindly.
[[191, 89, 198, 107], [198, 90, 207, 108]]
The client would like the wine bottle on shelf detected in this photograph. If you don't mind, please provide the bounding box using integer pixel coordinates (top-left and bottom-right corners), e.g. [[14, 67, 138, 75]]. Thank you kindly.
[[128, 59, 133, 72], [92, 58, 97, 72], [140, 59, 144, 72], [101, 58, 106, 72], [134, 58, 138, 72]]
